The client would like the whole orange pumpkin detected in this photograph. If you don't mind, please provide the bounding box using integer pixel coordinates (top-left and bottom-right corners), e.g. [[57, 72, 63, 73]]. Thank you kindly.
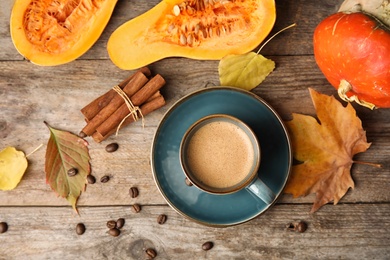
[[313, 11, 390, 109]]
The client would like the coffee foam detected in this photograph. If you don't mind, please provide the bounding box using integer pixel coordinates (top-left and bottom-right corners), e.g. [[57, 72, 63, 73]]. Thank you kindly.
[[185, 120, 255, 189]]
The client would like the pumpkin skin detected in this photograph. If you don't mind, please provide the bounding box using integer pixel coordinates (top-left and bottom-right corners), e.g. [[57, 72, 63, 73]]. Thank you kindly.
[[10, 0, 118, 66], [313, 12, 390, 109], [107, 0, 276, 70]]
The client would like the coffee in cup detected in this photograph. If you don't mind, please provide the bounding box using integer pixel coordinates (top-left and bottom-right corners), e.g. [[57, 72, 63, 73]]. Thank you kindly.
[[180, 114, 275, 204]]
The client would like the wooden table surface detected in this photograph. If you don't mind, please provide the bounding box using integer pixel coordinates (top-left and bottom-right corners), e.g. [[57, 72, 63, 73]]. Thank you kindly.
[[1, 0, 390, 259]]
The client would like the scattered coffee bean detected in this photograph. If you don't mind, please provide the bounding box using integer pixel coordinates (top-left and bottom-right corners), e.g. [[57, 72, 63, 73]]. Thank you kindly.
[[202, 241, 214, 251], [76, 223, 86, 235], [79, 131, 87, 138], [67, 168, 78, 177], [0, 222, 8, 234], [105, 142, 119, 153], [106, 220, 117, 229], [108, 228, 121, 237], [116, 218, 125, 229], [87, 175, 96, 184], [157, 214, 167, 225], [129, 187, 139, 198], [287, 221, 308, 233], [145, 248, 157, 259], [131, 203, 141, 213], [100, 175, 110, 183], [185, 177, 193, 186], [297, 221, 308, 233]]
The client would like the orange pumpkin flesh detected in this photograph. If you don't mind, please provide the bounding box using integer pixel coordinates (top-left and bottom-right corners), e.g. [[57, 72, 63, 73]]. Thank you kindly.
[[10, 0, 118, 66], [107, 0, 276, 70]]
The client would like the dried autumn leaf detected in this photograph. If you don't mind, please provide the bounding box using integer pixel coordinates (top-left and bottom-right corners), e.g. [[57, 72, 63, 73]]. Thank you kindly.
[[44, 122, 91, 213], [0, 147, 28, 190], [218, 52, 275, 91], [284, 88, 371, 213]]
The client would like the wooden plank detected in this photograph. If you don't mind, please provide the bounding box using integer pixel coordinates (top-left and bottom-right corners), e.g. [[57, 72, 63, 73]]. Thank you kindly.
[[261, 0, 345, 55], [0, 204, 389, 259], [0, 0, 21, 61], [1, 57, 389, 207]]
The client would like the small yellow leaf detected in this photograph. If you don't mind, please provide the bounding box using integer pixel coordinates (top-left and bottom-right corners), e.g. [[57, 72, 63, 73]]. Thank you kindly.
[[218, 52, 275, 91], [0, 147, 28, 190]]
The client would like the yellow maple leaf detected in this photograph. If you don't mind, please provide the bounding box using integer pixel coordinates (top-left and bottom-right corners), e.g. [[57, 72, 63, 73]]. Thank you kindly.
[[284, 88, 372, 213]]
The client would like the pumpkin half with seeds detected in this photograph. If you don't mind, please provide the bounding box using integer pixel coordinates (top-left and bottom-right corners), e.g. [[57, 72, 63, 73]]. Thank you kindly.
[[107, 0, 276, 70], [10, 0, 118, 66]]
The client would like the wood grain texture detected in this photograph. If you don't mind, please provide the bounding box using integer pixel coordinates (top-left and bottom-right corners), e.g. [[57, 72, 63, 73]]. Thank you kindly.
[[1, 0, 390, 259], [0, 204, 389, 259]]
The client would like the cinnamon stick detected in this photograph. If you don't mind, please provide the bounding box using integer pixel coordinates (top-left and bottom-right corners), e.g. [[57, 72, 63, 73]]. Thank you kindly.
[[81, 71, 149, 136], [130, 74, 166, 105], [93, 75, 166, 138], [92, 95, 166, 143], [81, 67, 151, 121], [146, 91, 162, 102]]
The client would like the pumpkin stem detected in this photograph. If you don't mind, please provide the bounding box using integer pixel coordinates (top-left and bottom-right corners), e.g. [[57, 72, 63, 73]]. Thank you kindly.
[[257, 23, 297, 54], [338, 79, 376, 110]]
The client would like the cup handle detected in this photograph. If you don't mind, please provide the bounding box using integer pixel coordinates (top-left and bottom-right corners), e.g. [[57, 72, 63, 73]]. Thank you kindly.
[[246, 178, 275, 204]]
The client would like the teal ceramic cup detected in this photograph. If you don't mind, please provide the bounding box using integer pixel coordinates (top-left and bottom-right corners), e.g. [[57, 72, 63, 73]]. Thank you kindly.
[[180, 114, 275, 205]]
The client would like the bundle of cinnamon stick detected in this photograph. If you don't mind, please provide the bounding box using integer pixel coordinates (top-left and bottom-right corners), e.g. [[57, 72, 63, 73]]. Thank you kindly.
[[80, 67, 166, 143]]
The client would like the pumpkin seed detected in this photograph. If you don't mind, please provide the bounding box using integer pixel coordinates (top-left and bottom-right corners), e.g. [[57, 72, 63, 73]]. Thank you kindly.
[[168, 24, 175, 33], [180, 33, 187, 45], [220, 25, 226, 35], [187, 34, 194, 46], [208, 27, 213, 37], [194, 24, 200, 34], [173, 5, 180, 16]]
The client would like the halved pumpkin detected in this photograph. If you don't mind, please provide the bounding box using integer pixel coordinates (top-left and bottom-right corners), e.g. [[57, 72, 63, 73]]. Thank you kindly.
[[107, 0, 276, 70], [10, 0, 118, 66]]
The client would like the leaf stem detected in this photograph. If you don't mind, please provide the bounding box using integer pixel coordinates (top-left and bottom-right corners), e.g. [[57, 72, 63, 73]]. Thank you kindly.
[[26, 143, 44, 158], [257, 23, 297, 54], [353, 160, 382, 168]]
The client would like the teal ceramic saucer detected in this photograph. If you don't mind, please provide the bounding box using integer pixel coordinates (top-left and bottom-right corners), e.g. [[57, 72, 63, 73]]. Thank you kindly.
[[151, 87, 292, 227]]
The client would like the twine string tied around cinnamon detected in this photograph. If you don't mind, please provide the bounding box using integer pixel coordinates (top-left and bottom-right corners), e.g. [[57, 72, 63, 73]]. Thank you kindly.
[[112, 85, 145, 136]]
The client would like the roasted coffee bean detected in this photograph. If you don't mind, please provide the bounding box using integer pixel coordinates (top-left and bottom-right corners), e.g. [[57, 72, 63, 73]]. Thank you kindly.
[[297, 221, 308, 233], [287, 221, 308, 233], [67, 168, 78, 177], [100, 175, 110, 183], [106, 220, 117, 229], [79, 131, 87, 138], [202, 241, 214, 251], [129, 187, 139, 198], [157, 214, 167, 225], [87, 175, 96, 184], [145, 248, 157, 259], [108, 228, 120, 237], [105, 142, 119, 153], [185, 177, 193, 186], [76, 223, 86, 235], [0, 222, 8, 233], [116, 218, 125, 229], [131, 203, 141, 213]]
